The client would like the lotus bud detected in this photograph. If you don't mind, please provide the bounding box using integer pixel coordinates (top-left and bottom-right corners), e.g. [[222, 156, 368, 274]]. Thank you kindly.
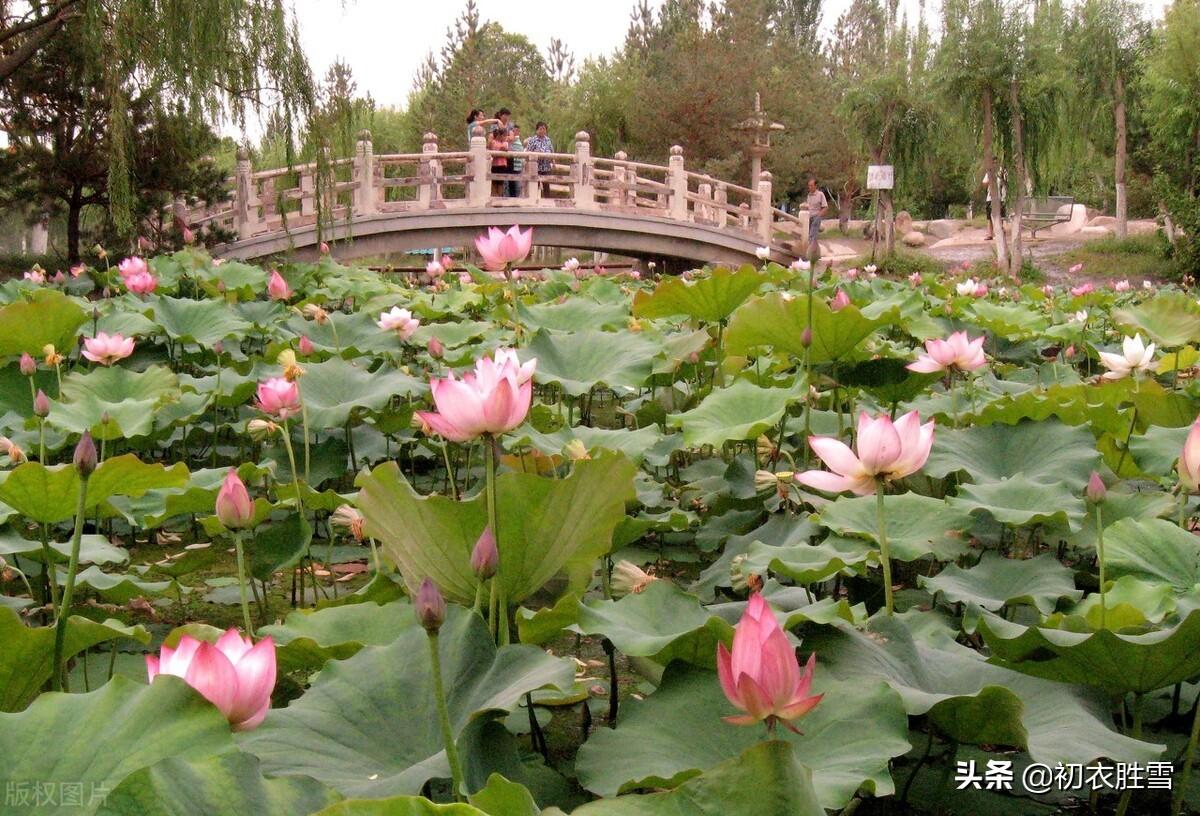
[[93, 244, 107, 259], [213, 341, 224, 356], [801, 327, 812, 348], [427, 336, 444, 359], [182, 226, 195, 244], [19, 353, 35, 376], [563, 439, 590, 461], [73, 432, 97, 477], [320, 242, 330, 255], [611, 560, 657, 597], [1086, 471, 1107, 504], [415, 577, 446, 632], [470, 527, 499, 580], [298, 336, 315, 356], [33, 389, 50, 418], [215, 470, 255, 529]]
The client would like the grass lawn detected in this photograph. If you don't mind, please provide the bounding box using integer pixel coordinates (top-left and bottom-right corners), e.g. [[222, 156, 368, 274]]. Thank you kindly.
[[1052, 233, 1171, 280]]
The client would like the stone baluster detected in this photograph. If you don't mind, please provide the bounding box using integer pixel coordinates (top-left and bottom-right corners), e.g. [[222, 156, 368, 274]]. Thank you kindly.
[[355, 130, 377, 215], [420, 132, 440, 207], [668, 145, 687, 221], [300, 163, 316, 219], [714, 183, 729, 227], [260, 177, 277, 225], [697, 178, 712, 223], [234, 146, 260, 238], [627, 159, 640, 210], [613, 151, 629, 207], [467, 125, 489, 207], [522, 144, 538, 205], [756, 170, 773, 241], [739, 202, 751, 231], [573, 132, 596, 210]]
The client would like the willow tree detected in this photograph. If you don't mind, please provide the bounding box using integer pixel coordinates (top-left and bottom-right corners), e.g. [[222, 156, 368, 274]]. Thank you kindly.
[[0, 0, 314, 235], [1068, 0, 1148, 238]]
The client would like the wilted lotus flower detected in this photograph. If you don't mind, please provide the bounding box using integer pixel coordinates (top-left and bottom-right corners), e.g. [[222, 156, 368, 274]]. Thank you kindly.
[[1098, 334, 1155, 380], [830, 289, 851, 312], [117, 256, 148, 280], [255, 377, 301, 419], [1178, 417, 1200, 492], [755, 246, 771, 260], [907, 331, 986, 374], [1070, 282, 1093, 297], [267, 271, 291, 301], [1113, 279, 1130, 292], [331, 504, 365, 541], [795, 410, 934, 496], [611, 560, 657, 596], [146, 629, 276, 731], [717, 593, 822, 732], [124, 270, 158, 294], [301, 303, 329, 324], [82, 332, 135, 366], [377, 307, 420, 340], [215, 470, 255, 529], [475, 225, 532, 271], [0, 436, 26, 463], [415, 348, 536, 442]]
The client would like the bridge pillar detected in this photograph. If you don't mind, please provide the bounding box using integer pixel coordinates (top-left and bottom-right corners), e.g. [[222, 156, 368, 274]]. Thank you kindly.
[[612, 151, 629, 208], [468, 125, 489, 208], [714, 183, 729, 227], [756, 170, 773, 242], [420, 132, 441, 208], [234, 146, 259, 239], [697, 178, 712, 223], [355, 130, 377, 215], [668, 145, 687, 221], [573, 132, 597, 210]]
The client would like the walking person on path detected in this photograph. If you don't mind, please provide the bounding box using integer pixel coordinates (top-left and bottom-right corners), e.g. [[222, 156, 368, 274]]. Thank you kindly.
[[983, 166, 1008, 240], [805, 177, 829, 262]]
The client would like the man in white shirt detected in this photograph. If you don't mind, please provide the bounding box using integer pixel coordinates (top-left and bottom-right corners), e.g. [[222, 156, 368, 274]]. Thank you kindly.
[[805, 177, 829, 260]]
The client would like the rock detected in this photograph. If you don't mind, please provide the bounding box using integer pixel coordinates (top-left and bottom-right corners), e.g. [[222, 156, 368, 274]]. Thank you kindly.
[[1080, 225, 1114, 237], [1088, 215, 1118, 230], [894, 210, 914, 235], [1050, 204, 1089, 236], [927, 219, 959, 239], [902, 230, 926, 247]]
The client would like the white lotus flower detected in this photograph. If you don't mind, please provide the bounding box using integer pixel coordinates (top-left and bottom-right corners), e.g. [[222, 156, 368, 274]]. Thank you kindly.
[[956, 279, 978, 297], [562, 257, 580, 272], [1098, 334, 1156, 380], [790, 259, 811, 272], [1073, 310, 1088, 323], [756, 246, 771, 260]]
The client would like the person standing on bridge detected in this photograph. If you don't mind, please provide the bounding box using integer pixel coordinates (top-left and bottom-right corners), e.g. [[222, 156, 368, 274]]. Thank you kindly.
[[805, 177, 829, 262], [508, 124, 524, 197], [466, 109, 498, 144], [488, 126, 510, 197], [525, 122, 554, 197]]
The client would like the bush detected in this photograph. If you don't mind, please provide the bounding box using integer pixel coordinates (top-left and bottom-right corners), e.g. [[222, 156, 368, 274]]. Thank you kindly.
[[849, 250, 945, 279]]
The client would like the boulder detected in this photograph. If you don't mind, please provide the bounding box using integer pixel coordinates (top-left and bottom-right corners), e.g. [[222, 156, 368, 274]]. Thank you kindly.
[[1088, 215, 1118, 230], [894, 210, 914, 235], [902, 231, 926, 247], [927, 219, 959, 239], [1050, 204, 1089, 236]]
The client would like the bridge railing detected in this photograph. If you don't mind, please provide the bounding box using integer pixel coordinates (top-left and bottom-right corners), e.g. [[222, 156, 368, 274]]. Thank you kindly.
[[195, 128, 797, 249]]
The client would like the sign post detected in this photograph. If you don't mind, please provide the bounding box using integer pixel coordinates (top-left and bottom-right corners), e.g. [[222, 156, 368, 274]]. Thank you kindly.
[[866, 165, 895, 262]]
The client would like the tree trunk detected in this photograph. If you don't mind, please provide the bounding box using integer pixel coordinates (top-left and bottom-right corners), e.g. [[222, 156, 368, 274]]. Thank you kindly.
[[1008, 80, 1026, 278], [1114, 72, 1128, 239], [883, 189, 895, 255], [66, 189, 83, 263], [982, 87, 1008, 270], [838, 187, 852, 233]]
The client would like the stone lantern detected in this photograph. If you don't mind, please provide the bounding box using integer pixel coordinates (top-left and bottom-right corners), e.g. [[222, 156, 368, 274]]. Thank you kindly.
[[733, 92, 784, 190]]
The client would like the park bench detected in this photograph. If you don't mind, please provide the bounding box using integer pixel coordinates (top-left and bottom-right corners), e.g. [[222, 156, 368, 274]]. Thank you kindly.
[[1020, 195, 1075, 238]]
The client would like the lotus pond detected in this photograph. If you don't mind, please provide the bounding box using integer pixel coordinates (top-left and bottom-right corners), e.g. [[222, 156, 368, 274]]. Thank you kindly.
[[4, 245, 1200, 815]]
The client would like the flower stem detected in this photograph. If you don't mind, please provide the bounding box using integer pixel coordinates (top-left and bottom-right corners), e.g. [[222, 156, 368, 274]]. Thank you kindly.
[[297, 383, 311, 484], [279, 420, 306, 518], [427, 631, 465, 801], [1096, 504, 1106, 630], [876, 484, 894, 617], [233, 530, 254, 636], [38, 523, 59, 612], [51, 470, 91, 691], [484, 437, 509, 645], [1174, 692, 1200, 815], [441, 441, 459, 500], [1115, 694, 1143, 816], [1114, 407, 1139, 475]]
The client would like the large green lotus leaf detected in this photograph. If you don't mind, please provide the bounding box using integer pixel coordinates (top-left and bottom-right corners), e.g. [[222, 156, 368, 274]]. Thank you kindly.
[[144, 295, 253, 346], [0, 455, 188, 524], [61, 565, 172, 603], [260, 600, 418, 675], [0, 531, 127, 566], [0, 676, 234, 814], [632, 265, 762, 323], [1113, 293, 1200, 347], [1129, 380, 1199, 428], [98, 751, 342, 816], [250, 513, 312, 582], [0, 289, 88, 356], [725, 291, 884, 363], [0, 608, 150, 712], [572, 581, 733, 668], [965, 300, 1049, 339], [1064, 489, 1174, 553], [816, 493, 973, 561], [925, 420, 1099, 489], [314, 798, 485, 815], [666, 379, 801, 448], [466, 774, 540, 816], [526, 329, 659, 396], [289, 312, 408, 357], [299, 357, 425, 427], [50, 365, 180, 439], [239, 609, 574, 799], [967, 380, 1133, 437], [806, 617, 1161, 763], [197, 259, 270, 293], [743, 536, 875, 584], [948, 475, 1086, 531], [106, 465, 262, 529], [1103, 517, 1200, 591], [1128, 424, 1191, 476], [517, 299, 629, 332], [574, 663, 908, 810], [570, 741, 823, 816], [978, 608, 1200, 694], [411, 320, 495, 349], [691, 514, 823, 600], [356, 453, 634, 605], [920, 553, 1082, 613], [512, 424, 673, 468], [838, 357, 942, 404]]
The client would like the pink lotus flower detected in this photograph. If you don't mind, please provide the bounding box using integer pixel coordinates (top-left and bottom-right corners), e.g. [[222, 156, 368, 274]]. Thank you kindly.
[[255, 377, 301, 419], [267, 271, 291, 301], [182, 226, 195, 244], [907, 331, 987, 374], [630, 269, 641, 280], [908, 272, 922, 285], [1041, 284, 1055, 297], [125, 270, 158, 294], [320, 242, 330, 255], [70, 263, 86, 278], [1113, 279, 1130, 292], [118, 256, 148, 280], [1179, 416, 1200, 492], [474, 225, 532, 271], [845, 267, 859, 280], [426, 260, 445, 279], [298, 335, 315, 356], [82, 333, 134, 366], [458, 272, 472, 285], [795, 410, 934, 496], [441, 254, 454, 272], [1070, 282, 1093, 297], [52, 271, 65, 284], [415, 348, 537, 442], [138, 236, 152, 252], [830, 289, 851, 311], [1069, 263, 1084, 274], [973, 282, 989, 297], [717, 593, 822, 732], [215, 470, 255, 529], [377, 307, 420, 339], [146, 629, 275, 731], [427, 336, 444, 359], [23, 269, 45, 284]]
